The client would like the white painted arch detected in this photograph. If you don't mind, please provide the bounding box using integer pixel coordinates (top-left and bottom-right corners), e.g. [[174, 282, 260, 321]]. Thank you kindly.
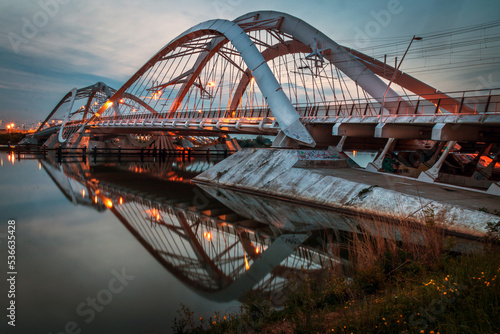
[[95, 19, 316, 147]]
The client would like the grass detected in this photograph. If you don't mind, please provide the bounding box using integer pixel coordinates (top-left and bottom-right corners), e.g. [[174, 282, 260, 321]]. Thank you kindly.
[[171, 217, 500, 334]]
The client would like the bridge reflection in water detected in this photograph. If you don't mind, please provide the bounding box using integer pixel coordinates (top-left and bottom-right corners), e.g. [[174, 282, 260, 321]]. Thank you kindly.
[[40, 155, 478, 307]]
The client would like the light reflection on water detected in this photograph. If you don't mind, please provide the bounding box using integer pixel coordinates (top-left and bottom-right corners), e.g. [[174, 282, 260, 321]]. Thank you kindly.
[[0, 153, 240, 334], [0, 150, 472, 333], [345, 150, 377, 168]]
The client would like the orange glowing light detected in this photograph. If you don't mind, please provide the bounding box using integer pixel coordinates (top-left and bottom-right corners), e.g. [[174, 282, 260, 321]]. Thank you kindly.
[[152, 91, 163, 100], [119, 197, 123, 205], [104, 198, 113, 209], [94, 196, 98, 204], [156, 214, 161, 220], [119, 99, 124, 103], [102, 101, 113, 111], [353, 150, 357, 157], [255, 248, 260, 254], [82, 190, 86, 198], [203, 232, 212, 241], [207, 81, 215, 87], [244, 253, 250, 270], [6, 125, 11, 129], [39, 162, 41, 170]]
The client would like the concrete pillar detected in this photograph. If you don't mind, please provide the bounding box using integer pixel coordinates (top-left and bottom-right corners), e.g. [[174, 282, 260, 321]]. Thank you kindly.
[[422, 142, 445, 167], [472, 150, 499, 180], [366, 138, 397, 172], [487, 181, 500, 196], [69, 130, 88, 149], [418, 141, 457, 182], [43, 133, 59, 149], [272, 130, 299, 148], [335, 136, 347, 151]]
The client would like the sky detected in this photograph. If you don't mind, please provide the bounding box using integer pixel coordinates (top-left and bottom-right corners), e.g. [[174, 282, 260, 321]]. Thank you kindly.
[[0, 0, 499, 128]]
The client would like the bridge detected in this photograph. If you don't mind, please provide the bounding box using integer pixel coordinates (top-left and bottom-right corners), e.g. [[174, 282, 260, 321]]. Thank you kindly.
[[22, 10, 500, 191]]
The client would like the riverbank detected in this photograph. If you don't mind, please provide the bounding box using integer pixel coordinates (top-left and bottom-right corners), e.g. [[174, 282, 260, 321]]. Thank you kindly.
[[0, 132, 26, 146], [173, 239, 500, 333], [194, 148, 500, 237]]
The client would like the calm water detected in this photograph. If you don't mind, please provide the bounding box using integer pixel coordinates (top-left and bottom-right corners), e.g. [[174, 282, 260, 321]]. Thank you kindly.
[[0, 151, 378, 334]]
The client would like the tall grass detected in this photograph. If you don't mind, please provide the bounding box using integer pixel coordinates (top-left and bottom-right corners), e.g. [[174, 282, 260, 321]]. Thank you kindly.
[[172, 215, 500, 334]]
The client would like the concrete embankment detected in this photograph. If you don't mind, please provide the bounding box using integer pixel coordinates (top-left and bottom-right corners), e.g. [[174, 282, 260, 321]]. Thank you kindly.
[[194, 148, 500, 237]]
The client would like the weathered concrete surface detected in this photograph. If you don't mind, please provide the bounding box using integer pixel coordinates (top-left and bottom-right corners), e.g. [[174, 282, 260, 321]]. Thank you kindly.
[[198, 184, 485, 253], [194, 148, 500, 237]]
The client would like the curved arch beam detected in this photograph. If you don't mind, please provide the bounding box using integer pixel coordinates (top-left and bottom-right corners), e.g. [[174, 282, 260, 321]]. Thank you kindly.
[[58, 88, 77, 143], [230, 40, 311, 111], [36, 82, 116, 133], [81, 82, 116, 121], [235, 11, 408, 112], [95, 19, 315, 147]]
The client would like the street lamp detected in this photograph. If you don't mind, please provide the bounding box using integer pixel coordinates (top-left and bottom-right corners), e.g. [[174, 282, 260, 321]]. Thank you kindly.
[[381, 35, 422, 113]]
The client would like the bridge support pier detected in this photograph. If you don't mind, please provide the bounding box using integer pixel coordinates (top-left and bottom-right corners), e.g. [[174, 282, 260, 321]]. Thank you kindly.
[[472, 149, 499, 180], [418, 141, 457, 182], [272, 131, 300, 148], [366, 138, 397, 172], [487, 181, 500, 196], [335, 136, 347, 152], [69, 130, 90, 149], [44, 133, 59, 149]]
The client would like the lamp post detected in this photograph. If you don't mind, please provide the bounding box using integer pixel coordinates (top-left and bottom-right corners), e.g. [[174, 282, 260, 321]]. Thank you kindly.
[[381, 35, 422, 113]]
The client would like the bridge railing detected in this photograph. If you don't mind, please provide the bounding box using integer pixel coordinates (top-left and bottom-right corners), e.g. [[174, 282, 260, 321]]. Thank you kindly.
[[38, 89, 500, 133], [93, 107, 275, 123], [297, 88, 500, 118]]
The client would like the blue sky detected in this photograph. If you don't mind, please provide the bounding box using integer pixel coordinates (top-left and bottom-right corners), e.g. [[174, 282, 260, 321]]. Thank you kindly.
[[0, 0, 499, 127]]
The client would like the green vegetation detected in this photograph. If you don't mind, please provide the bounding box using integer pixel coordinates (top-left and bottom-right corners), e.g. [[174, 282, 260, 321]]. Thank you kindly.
[[172, 219, 500, 334], [237, 135, 272, 148]]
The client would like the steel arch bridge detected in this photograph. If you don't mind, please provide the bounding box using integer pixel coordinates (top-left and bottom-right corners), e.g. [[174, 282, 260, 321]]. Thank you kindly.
[[29, 11, 500, 150]]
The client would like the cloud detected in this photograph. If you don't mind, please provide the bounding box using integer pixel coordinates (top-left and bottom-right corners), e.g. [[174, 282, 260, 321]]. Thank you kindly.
[[0, 0, 499, 122]]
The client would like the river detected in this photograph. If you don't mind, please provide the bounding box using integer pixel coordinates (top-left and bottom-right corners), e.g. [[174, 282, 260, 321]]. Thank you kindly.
[[0, 150, 386, 334]]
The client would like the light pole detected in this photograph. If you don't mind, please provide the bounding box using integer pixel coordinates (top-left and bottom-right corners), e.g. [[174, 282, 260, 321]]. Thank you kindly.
[[381, 35, 422, 113]]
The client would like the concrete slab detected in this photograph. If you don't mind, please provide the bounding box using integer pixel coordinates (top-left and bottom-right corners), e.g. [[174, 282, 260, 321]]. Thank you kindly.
[[309, 167, 500, 214], [195, 149, 500, 237]]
